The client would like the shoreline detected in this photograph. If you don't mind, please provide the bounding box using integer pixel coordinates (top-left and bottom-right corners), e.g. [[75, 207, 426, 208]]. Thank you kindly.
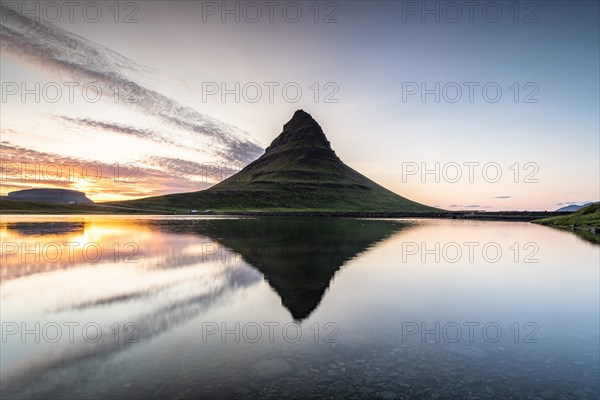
[[0, 209, 572, 222], [218, 211, 571, 222]]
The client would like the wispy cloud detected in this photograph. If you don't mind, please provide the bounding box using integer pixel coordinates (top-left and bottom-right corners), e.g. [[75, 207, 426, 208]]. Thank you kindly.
[[0, 5, 263, 165], [493, 196, 512, 199], [58, 117, 182, 148], [0, 142, 215, 200], [448, 204, 483, 209]]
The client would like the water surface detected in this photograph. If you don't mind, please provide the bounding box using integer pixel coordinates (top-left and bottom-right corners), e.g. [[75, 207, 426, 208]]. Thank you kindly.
[[1, 216, 598, 399]]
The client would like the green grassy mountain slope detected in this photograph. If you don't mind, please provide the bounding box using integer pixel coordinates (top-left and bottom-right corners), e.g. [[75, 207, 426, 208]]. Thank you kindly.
[[108, 110, 437, 212], [533, 203, 600, 228]]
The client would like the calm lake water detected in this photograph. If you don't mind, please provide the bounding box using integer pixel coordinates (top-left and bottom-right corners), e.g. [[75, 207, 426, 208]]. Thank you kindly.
[[1, 216, 598, 399]]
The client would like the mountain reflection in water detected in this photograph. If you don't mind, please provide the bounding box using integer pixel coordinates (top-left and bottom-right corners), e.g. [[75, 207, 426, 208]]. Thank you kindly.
[[0, 216, 409, 393], [2, 216, 597, 400]]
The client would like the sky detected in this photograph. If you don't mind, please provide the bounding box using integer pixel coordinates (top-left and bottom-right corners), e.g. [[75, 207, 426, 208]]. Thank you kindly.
[[0, 0, 598, 210]]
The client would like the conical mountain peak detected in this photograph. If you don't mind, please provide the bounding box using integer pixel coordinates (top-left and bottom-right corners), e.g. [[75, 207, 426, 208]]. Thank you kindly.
[[264, 110, 335, 156], [117, 110, 436, 212]]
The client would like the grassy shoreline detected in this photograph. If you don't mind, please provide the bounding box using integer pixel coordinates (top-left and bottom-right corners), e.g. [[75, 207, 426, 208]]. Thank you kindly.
[[0, 199, 573, 221], [532, 203, 600, 231]]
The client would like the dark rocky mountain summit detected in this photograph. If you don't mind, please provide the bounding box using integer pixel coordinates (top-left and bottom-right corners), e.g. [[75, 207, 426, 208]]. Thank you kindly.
[[7, 188, 93, 204], [112, 110, 435, 212]]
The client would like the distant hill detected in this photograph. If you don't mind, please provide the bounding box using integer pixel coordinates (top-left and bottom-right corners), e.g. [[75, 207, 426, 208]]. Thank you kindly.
[[0, 198, 161, 214], [534, 203, 600, 229], [7, 189, 93, 204], [555, 203, 595, 212], [108, 110, 437, 212]]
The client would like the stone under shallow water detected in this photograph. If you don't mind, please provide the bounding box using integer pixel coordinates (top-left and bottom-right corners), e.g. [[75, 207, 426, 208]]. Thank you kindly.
[[250, 359, 293, 382], [448, 346, 488, 360]]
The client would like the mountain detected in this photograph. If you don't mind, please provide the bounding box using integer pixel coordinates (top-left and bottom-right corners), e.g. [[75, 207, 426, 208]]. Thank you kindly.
[[7, 189, 93, 204], [534, 203, 600, 245], [110, 110, 436, 212], [535, 203, 600, 229], [555, 203, 594, 212]]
